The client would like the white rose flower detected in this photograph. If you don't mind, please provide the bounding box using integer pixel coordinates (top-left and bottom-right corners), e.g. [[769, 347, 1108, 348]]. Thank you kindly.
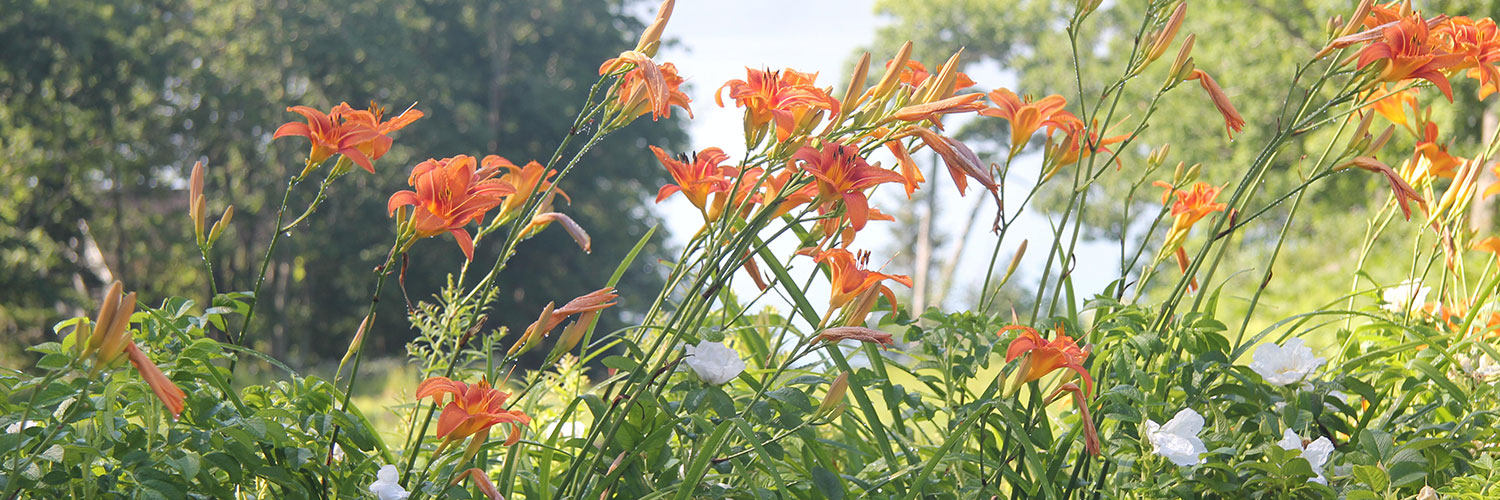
[[1381, 280, 1429, 314], [1277, 429, 1334, 484], [369, 464, 409, 500], [1250, 338, 1326, 386], [1145, 408, 1208, 467], [683, 342, 745, 386]]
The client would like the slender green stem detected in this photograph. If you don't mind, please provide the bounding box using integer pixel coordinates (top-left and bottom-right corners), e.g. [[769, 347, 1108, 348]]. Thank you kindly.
[[231, 174, 300, 357]]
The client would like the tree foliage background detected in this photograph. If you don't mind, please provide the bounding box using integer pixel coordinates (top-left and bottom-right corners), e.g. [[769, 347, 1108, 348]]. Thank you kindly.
[[0, 0, 686, 367], [875, 0, 1499, 326]]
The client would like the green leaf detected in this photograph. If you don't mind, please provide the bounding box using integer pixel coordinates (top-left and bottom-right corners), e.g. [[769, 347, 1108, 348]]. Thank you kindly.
[[203, 452, 243, 483], [809, 466, 845, 500], [1352, 464, 1388, 491], [35, 353, 70, 371]]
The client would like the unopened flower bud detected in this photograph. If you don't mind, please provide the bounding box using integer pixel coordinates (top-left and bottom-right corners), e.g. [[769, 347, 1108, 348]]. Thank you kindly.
[[817, 372, 849, 418], [189, 161, 206, 244], [1142, 2, 1187, 69], [870, 41, 913, 102], [1339, 0, 1374, 39], [207, 205, 234, 247], [508, 302, 555, 357], [920, 48, 965, 103], [1326, 15, 1343, 39], [1167, 33, 1196, 86], [1184, 163, 1201, 183], [1003, 240, 1028, 284], [1076, 0, 1103, 18], [339, 313, 375, 371], [1148, 144, 1171, 169]]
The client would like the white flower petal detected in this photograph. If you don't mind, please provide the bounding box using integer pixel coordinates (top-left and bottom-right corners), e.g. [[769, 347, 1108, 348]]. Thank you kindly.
[[1250, 338, 1326, 386], [369, 464, 409, 500], [683, 342, 745, 386], [1303, 437, 1334, 469], [1277, 428, 1302, 451], [1162, 408, 1204, 436], [1146, 409, 1206, 467]]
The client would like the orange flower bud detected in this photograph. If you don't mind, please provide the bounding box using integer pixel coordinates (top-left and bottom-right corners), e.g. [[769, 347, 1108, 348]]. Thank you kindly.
[[633, 0, 675, 57], [1167, 33, 1196, 84], [1142, 2, 1187, 68], [869, 41, 913, 102], [189, 161, 206, 244]]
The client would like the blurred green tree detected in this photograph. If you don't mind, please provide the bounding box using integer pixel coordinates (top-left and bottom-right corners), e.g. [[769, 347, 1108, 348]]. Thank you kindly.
[[0, 0, 686, 367]]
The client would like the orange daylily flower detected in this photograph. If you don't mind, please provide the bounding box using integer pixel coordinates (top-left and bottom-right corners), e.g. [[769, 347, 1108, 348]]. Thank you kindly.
[[1046, 117, 1127, 170], [387, 155, 516, 260], [1003, 325, 1093, 396], [1184, 70, 1246, 139], [759, 168, 819, 218], [332, 102, 424, 166], [416, 377, 531, 451], [124, 342, 186, 418], [792, 141, 905, 231], [1364, 84, 1419, 128], [1436, 16, 1500, 99], [1413, 122, 1466, 179], [494, 157, 569, 219], [717, 67, 839, 142], [1154, 181, 1227, 253], [273, 105, 382, 172], [1356, 14, 1465, 100], [652, 146, 733, 212], [600, 51, 693, 121], [815, 248, 912, 312], [981, 89, 1074, 156]]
